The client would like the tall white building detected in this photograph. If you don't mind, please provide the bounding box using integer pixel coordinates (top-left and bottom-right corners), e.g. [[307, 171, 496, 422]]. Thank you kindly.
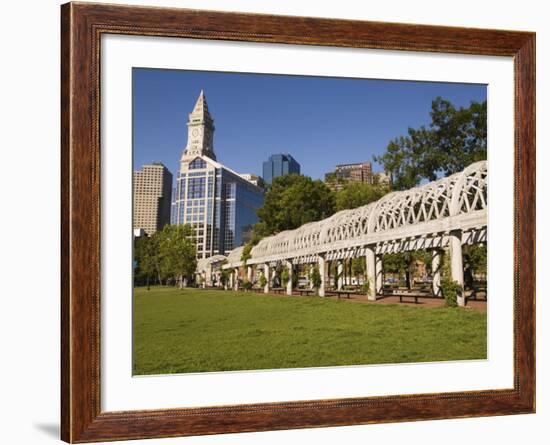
[[171, 91, 264, 259]]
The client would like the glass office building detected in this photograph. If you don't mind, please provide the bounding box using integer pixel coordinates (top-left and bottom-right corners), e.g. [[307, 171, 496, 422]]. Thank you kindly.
[[262, 153, 301, 185], [172, 91, 264, 259]]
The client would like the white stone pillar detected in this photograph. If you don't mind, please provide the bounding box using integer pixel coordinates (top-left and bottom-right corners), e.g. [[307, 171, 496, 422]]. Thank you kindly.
[[247, 265, 252, 282], [449, 230, 465, 306], [337, 260, 344, 290], [263, 264, 271, 293], [365, 246, 376, 301], [234, 268, 239, 291], [309, 264, 314, 289], [432, 249, 442, 297], [375, 255, 383, 295], [318, 256, 326, 297], [228, 270, 233, 290], [286, 261, 293, 295]]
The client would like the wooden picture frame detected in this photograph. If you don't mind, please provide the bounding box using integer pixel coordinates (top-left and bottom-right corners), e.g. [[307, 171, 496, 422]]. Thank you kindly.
[[61, 2, 535, 442]]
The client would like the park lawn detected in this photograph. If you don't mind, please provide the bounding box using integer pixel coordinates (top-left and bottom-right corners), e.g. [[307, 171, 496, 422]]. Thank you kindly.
[[133, 286, 487, 375]]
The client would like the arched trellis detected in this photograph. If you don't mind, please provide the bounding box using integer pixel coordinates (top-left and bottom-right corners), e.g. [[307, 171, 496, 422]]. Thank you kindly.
[[222, 161, 487, 306], [196, 254, 227, 287]]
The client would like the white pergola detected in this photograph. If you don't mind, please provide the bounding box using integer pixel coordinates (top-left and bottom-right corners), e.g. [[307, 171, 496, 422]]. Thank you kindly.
[[222, 160, 487, 306], [196, 255, 227, 288]]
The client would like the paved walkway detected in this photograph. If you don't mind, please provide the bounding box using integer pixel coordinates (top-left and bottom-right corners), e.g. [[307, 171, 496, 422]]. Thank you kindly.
[[282, 290, 487, 312]]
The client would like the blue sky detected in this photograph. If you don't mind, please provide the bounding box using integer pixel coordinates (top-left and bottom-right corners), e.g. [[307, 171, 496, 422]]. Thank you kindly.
[[133, 68, 486, 182]]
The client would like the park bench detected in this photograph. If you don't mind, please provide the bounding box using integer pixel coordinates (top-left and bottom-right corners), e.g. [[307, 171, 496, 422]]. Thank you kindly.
[[383, 288, 431, 304], [270, 287, 285, 294], [325, 289, 360, 299], [296, 289, 316, 296]]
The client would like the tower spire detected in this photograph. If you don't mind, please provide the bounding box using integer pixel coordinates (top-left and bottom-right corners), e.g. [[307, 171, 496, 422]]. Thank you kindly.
[[181, 90, 216, 161]]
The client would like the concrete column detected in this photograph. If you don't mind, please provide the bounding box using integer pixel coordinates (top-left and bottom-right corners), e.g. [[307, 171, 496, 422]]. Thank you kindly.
[[247, 265, 252, 283], [375, 255, 383, 295], [228, 270, 233, 290], [286, 261, 293, 295], [337, 260, 344, 290], [309, 264, 314, 289], [202, 272, 207, 289], [263, 264, 270, 293], [233, 268, 239, 291], [271, 268, 277, 288], [318, 256, 326, 297], [449, 229, 465, 306], [365, 246, 376, 301], [432, 249, 442, 297]]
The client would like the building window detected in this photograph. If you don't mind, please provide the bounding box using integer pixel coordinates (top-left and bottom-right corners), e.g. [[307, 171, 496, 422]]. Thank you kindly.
[[189, 158, 207, 169], [188, 177, 206, 199]]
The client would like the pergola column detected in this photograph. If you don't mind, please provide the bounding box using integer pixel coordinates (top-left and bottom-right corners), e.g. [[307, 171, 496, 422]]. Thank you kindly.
[[233, 268, 239, 291], [263, 264, 270, 293], [309, 264, 314, 289], [337, 260, 344, 290], [375, 255, 383, 295], [432, 249, 442, 297], [318, 256, 326, 297], [247, 265, 252, 283], [286, 260, 293, 295], [449, 229, 465, 306], [227, 270, 233, 290], [365, 246, 376, 301]]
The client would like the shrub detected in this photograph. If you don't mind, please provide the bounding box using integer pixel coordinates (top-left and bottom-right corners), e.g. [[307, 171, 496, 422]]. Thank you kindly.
[[242, 280, 253, 291], [309, 265, 322, 294], [259, 274, 267, 288], [281, 268, 290, 287], [441, 279, 462, 307], [361, 279, 370, 296]]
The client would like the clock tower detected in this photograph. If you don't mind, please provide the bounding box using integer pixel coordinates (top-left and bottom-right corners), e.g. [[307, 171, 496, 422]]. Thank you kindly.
[[181, 90, 216, 161]]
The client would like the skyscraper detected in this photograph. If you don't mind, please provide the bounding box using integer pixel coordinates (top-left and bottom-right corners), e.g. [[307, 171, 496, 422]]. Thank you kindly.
[[172, 91, 264, 259], [133, 163, 173, 235], [262, 153, 301, 185], [324, 161, 374, 191]]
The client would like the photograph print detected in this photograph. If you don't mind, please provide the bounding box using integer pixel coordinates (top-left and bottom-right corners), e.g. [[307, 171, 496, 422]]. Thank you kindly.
[[132, 68, 488, 376]]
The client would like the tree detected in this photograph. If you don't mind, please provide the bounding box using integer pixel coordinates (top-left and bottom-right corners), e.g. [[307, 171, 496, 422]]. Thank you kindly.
[[351, 257, 365, 285], [255, 174, 335, 236], [375, 97, 487, 190], [134, 236, 156, 289], [134, 234, 162, 288], [157, 224, 197, 288], [464, 244, 487, 275], [335, 182, 389, 212]]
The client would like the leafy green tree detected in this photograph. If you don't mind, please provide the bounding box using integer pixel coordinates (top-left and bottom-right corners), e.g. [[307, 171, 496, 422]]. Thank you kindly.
[[351, 257, 365, 285], [255, 174, 335, 236], [375, 97, 487, 190], [334, 181, 390, 211], [158, 224, 197, 288], [134, 233, 163, 287], [464, 244, 487, 277], [134, 236, 156, 289]]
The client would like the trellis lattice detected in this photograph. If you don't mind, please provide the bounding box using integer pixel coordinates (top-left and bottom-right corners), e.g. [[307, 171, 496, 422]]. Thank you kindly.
[[226, 161, 487, 267]]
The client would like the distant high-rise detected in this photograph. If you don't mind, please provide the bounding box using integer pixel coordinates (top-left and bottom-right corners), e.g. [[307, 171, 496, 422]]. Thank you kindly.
[[325, 161, 374, 191], [133, 163, 173, 235], [262, 154, 301, 185]]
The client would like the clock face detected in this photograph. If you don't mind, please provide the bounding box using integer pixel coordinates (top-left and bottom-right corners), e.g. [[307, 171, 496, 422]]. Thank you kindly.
[[192, 129, 200, 137]]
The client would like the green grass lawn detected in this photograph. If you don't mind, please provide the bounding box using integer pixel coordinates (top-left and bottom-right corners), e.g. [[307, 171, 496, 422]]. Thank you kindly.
[[133, 286, 487, 375]]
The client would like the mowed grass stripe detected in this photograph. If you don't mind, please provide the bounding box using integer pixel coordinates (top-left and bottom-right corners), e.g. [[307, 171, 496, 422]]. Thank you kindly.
[[133, 286, 487, 375]]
